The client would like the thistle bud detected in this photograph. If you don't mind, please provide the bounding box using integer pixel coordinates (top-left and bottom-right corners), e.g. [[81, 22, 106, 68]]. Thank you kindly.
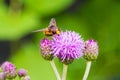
[[40, 38, 54, 61], [1, 61, 17, 79], [21, 76, 30, 80], [18, 69, 27, 77], [0, 72, 5, 80], [83, 39, 98, 61]]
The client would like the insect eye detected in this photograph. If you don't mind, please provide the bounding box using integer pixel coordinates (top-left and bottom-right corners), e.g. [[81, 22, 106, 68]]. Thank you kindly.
[[50, 25, 57, 31], [50, 25, 55, 29]]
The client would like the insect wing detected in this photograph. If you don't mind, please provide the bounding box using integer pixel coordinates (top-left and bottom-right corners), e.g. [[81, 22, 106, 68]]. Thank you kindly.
[[32, 28, 47, 33]]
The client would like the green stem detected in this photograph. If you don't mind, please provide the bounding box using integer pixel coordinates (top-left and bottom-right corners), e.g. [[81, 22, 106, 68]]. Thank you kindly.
[[50, 60, 61, 80], [62, 64, 68, 80], [82, 61, 91, 80]]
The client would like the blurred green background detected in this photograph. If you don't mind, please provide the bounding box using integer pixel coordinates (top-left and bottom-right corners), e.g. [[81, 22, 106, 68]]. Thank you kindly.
[[0, 0, 120, 80]]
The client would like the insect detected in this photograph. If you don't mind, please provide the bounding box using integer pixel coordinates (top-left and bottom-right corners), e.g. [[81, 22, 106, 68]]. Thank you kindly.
[[32, 18, 60, 36]]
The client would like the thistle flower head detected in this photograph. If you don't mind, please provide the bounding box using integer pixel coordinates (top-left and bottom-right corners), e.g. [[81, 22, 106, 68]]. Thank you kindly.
[[18, 69, 27, 77], [52, 31, 85, 65], [1, 61, 17, 79], [83, 39, 98, 61], [40, 38, 54, 60]]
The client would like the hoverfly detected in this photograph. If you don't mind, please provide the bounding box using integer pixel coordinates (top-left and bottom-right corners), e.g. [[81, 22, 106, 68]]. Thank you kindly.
[[32, 18, 60, 36]]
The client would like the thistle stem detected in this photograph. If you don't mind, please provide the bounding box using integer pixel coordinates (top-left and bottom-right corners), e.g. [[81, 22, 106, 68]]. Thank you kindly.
[[82, 61, 91, 80], [50, 60, 61, 80], [62, 64, 68, 80]]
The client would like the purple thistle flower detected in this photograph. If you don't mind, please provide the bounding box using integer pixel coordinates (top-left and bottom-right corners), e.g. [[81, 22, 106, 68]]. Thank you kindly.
[[18, 69, 27, 77], [83, 39, 98, 61], [1, 61, 17, 79], [52, 31, 85, 64], [40, 38, 54, 60]]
